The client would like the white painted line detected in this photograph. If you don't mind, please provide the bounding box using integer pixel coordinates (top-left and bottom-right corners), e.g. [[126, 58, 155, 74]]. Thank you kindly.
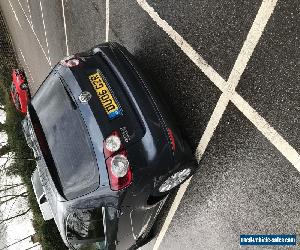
[[153, 177, 191, 250], [17, 0, 51, 66], [26, 0, 33, 27], [226, 0, 279, 91], [197, 0, 279, 159], [106, 0, 110, 42], [17, 0, 33, 29], [136, 0, 227, 93], [152, 94, 231, 250], [195, 94, 230, 160], [8, 0, 23, 30], [135, 0, 299, 249], [39, 0, 52, 67], [19, 48, 35, 85], [232, 93, 300, 171], [61, 0, 70, 56]]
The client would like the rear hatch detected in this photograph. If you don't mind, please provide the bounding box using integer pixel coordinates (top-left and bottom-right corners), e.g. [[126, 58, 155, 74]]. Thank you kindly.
[[69, 55, 145, 148], [31, 74, 100, 200]]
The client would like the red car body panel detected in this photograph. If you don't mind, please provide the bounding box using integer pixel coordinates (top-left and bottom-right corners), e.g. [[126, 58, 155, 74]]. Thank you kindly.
[[10, 69, 29, 114]]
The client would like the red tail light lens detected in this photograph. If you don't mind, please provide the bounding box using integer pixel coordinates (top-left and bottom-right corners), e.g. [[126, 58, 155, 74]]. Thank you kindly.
[[167, 128, 176, 151], [104, 132, 132, 191], [106, 151, 132, 191]]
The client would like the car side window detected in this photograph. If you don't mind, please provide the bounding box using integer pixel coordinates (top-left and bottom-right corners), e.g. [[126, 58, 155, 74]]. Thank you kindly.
[[66, 207, 106, 250]]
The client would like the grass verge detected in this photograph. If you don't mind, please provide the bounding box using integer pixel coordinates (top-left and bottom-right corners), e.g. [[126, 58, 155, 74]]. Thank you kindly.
[[0, 64, 67, 250]]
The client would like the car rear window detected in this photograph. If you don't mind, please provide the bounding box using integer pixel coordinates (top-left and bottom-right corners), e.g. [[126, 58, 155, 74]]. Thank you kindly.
[[31, 72, 99, 200]]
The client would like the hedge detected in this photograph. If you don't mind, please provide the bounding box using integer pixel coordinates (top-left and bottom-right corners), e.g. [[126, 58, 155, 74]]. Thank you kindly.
[[0, 64, 67, 250]]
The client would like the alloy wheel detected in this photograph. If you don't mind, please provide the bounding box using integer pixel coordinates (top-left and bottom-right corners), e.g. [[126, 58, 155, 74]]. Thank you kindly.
[[158, 168, 191, 193]]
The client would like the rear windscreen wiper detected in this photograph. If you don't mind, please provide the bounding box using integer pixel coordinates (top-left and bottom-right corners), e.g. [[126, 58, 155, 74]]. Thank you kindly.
[[60, 78, 78, 109]]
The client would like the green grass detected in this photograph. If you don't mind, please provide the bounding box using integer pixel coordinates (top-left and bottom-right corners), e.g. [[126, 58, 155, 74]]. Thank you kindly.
[[0, 65, 68, 250]]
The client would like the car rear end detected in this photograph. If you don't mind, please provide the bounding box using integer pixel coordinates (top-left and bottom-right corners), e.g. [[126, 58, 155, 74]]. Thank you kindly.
[[29, 42, 195, 249], [57, 42, 196, 248], [61, 43, 195, 192]]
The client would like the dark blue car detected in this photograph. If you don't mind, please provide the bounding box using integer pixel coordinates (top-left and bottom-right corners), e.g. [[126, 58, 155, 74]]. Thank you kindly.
[[24, 43, 196, 250]]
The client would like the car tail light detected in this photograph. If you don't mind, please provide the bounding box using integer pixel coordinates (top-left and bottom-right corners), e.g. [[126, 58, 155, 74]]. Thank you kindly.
[[60, 56, 80, 68], [106, 151, 132, 191], [105, 132, 121, 153], [104, 131, 122, 158], [104, 132, 132, 191], [111, 154, 130, 177], [65, 58, 80, 67], [167, 128, 176, 151]]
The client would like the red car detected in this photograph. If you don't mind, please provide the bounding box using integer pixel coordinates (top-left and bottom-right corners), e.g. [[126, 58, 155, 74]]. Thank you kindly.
[[10, 69, 30, 114]]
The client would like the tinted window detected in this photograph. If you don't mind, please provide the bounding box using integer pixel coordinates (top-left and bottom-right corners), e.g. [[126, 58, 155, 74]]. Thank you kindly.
[[67, 208, 106, 250], [31, 73, 99, 199]]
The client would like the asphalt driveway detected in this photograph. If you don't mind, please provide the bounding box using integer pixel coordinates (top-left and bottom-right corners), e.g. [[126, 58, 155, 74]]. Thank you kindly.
[[0, 0, 299, 249]]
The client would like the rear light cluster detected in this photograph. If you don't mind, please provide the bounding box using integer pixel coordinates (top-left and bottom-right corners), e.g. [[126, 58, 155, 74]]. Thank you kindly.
[[60, 56, 80, 68], [104, 131, 132, 191]]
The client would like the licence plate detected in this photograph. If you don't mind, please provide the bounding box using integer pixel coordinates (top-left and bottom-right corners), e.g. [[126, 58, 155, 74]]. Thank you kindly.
[[88, 71, 122, 119]]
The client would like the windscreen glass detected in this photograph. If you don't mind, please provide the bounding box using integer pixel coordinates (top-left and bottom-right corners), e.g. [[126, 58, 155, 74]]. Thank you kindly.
[[31, 73, 99, 199]]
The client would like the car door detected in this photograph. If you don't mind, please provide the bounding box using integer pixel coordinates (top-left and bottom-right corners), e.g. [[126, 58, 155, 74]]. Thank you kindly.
[[66, 206, 120, 250]]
